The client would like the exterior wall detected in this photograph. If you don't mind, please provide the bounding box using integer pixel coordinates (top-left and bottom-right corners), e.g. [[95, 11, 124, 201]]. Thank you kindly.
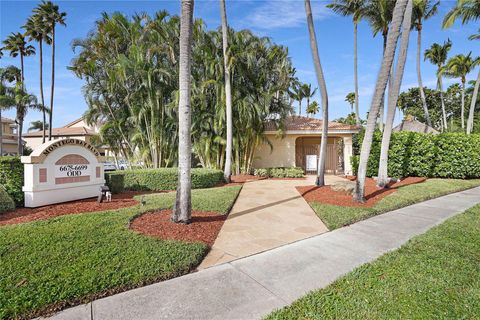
[[253, 133, 355, 175], [1, 120, 19, 155]]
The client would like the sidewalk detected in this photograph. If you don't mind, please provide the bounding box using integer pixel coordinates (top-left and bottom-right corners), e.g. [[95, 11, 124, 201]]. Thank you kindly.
[[46, 187, 480, 320]]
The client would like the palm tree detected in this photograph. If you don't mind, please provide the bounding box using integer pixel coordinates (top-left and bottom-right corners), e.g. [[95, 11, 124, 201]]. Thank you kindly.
[[302, 83, 317, 114], [2, 32, 35, 87], [172, 0, 194, 224], [442, 53, 478, 131], [466, 29, 480, 134], [34, 1, 66, 141], [377, 0, 413, 188], [442, 0, 480, 28], [0, 72, 16, 156], [24, 13, 51, 143], [305, 0, 329, 187], [412, 0, 439, 128], [306, 100, 320, 116], [292, 82, 306, 115], [364, 0, 395, 132], [424, 39, 452, 130], [354, 0, 408, 202], [327, 0, 365, 125], [220, 0, 232, 182], [345, 92, 355, 111], [28, 120, 49, 132]]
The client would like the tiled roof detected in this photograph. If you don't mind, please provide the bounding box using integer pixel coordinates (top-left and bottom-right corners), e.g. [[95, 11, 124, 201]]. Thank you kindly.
[[1, 117, 16, 123], [393, 118, 439, 134], [265, 116, 361, 132], [63, 117, 84, 128], [23, 127, 97, 137]]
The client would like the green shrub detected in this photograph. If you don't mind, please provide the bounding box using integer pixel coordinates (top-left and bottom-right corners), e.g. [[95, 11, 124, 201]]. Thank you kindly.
[[351, 132, 480, 178], [254, 167, 304, 178], [105, 168, 224, 193], [0, 157, 24, 206], [0, 185, 15, 214]]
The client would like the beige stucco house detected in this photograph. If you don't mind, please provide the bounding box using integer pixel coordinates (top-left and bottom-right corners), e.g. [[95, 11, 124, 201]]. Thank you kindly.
[[1, 117, 19, 155], [253, 116, 360, 175]]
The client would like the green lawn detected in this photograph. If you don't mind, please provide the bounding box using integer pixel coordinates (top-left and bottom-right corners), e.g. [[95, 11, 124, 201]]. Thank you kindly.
[[266, 204, 480, 319], [313, 179, 480, 229], [0, 185, 241, 319]]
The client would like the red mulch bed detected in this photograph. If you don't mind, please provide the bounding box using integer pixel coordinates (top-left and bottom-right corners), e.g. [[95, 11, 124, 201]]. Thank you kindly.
[[130, 209, 226, 247], [230, 174, 265, 183], [0, 191, 150, 226], [297, 177, 426, 208]]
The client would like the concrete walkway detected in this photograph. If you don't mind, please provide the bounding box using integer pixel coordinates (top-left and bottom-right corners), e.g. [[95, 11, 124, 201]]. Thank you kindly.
[[46, 186, 480, 320], [199, 175, 346, 268]]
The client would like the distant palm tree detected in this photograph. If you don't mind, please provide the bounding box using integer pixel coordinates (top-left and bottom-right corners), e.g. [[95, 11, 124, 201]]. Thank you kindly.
[[34, 1, 66, 141], [424, 39, 452, 130], [442, 53, 479, 131], [292, 82, 306, 115], [2, 32, 35, 87], [305, 0, 329, 187], [467, 29, 480, 134], [327, 0, 365, 125], [345, 92, 355, 111], [172, 0, 194, 223], [0, 71, 16, 156], [28, 120, 49, 132], [354, 0, 408, 201], [412, 0, 439, 127], [302, 83, 317, 114], [306, 100, 320, 116], [24, 13, 51, 143]]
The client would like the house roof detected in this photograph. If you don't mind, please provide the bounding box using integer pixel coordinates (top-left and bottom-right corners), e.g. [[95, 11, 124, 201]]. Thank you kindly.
[[63, 117, 84, 128], [1, 117, 16, 124], [393, 118, 439, 134], [23, 127, 97, 137], [265, 116, 360, 133]]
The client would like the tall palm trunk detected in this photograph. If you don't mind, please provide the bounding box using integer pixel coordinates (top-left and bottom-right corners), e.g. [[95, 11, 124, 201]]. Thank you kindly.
[[17, 115, 23, 155], [466, 70, 480, 134], [438, 75, 448, 130], [377, 0, 413, 188], [305, 0, 329, 187], [221, 0, 232, 182], [461, 78, 465, 130], [416, 26, 432, 126], [354, 0, 407, 202], [172, 0, 194, 224], [354, 21, 360, 125], [378, 34, 388, 132], [48, 25, 55, 141], [39, 40, 46, 143], [298, 100, 302, 116]]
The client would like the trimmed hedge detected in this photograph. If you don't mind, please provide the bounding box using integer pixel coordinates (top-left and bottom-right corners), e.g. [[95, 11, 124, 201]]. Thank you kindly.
[[254, 167, 305, 178], [105, 168, 224, 193], [0, 157, 24, 206], [351, 132, 480, 179], [0, 185, 15, 213]]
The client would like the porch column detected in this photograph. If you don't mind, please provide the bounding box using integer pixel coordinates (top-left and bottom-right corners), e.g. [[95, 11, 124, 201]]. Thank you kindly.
[[343, 136, 353, 176]]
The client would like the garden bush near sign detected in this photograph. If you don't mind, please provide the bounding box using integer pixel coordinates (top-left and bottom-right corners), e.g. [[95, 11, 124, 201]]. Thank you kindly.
[[21, 139, 105, 207]]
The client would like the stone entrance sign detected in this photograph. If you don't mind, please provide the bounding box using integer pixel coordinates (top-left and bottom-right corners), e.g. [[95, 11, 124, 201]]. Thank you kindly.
[[22, 138, 105, 207]]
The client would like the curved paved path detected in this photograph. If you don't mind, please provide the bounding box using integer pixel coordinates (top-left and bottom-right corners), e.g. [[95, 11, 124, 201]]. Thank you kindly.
[[199, 175, 346, 268]]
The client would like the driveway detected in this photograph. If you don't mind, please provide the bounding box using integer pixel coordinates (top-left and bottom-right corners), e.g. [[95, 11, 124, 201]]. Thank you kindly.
[[199, 175, 347, 269]]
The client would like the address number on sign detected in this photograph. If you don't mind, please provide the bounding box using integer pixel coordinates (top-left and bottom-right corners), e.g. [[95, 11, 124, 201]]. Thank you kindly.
[[55, 165, 90, 177]]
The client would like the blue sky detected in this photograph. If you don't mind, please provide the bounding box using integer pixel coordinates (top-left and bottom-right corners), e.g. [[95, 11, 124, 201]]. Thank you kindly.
[[1, 0, 478, 128]]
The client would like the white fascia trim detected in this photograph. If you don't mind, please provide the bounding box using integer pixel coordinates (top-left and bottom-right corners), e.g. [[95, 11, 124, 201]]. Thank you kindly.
[[264, 130, 360, 135]]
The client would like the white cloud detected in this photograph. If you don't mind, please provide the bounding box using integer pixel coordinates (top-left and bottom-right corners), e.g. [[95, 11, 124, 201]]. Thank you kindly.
[[244, 0, 331, 30]]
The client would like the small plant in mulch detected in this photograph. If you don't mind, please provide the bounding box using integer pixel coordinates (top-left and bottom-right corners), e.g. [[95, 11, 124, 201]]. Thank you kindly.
[[297, 177, 427, 208], [130, 209, 227, 247]]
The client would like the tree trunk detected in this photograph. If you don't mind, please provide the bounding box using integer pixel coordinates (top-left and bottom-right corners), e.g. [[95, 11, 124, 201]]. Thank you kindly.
[[416, 27, 432, 127], [377, 0, 413, 188], [20, 53, 25, 87], [49, 25, 56, 141], [378, 34, 388, 133], [439, 75, 448, 131], [39, 40, 46, 144], [461, 79, 465, 130], [172, 0, 194, 224], [354, 22, 360, 125], [17, 118, 23, 155], [221, 0, 233, 182], [354, 0, 407, 202], [466, 69, 480, 134], [0, 109, 3, 156], [298, 99, 302, 116], [305, 0, 329, 187]]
